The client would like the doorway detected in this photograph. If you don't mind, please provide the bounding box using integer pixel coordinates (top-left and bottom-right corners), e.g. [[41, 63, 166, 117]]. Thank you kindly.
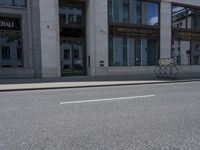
[[60, 38, 85, 75], [59, 1, 86, 76]]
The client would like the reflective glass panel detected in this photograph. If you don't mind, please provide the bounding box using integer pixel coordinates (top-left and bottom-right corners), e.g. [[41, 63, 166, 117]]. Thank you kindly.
[[0, 0, 26, 7], [60, 39, 84, 74], [189, 9, 200, 30], [147, 39, 159, 65], [130, 0, 141, 24], [109, 0, 159, 25], [191, 41, 200, 65], [112, 37, 124, 66], [59, 5, 83, 26], [173, 5, 200, 30], [109, 0, 129, 23], [172, 6, 187, 29], [127, 38, 135, 65], [14, 0, 26, 7], [172, 40, 190, 65], [142, 2, 159, 26], [109, 37, 159, 66], [0, 31, 23, 67]]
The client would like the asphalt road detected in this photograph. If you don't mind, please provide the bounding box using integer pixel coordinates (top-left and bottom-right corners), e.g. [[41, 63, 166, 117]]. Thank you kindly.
[[0, 81, 200, 150]]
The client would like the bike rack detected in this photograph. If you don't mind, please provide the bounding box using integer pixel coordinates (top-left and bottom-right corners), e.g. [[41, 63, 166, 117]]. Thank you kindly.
[[154, 59, 179, 80]]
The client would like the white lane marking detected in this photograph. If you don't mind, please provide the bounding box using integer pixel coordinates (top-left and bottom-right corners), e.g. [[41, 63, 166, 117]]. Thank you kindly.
[[60, 95, 155, 105]]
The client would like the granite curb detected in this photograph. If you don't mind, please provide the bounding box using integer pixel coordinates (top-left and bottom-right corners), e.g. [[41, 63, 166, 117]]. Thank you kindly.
[[0, 79, 199, 92]]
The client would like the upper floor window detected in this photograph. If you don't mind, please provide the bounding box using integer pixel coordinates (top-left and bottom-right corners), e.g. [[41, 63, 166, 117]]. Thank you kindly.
[[0, 0, 26, 8], [59, 5, 83, 26], [142, 1, 159, 25], [108, 0, 159, 26], [172, 4, 200, 30]]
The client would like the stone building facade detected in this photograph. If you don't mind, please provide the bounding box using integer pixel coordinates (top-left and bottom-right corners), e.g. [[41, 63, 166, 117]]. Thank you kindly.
[[0, 0, 200, 78]]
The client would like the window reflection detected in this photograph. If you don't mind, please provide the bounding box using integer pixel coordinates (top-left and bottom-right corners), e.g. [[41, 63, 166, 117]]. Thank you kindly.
[[172, 5, 200, 30], [172, 40, 190, 65], [130, 0, 141, 24], [187, 8, 193, 29], [191, 41, 200, 65], [108, 0, 159, 25], [0, 0, 26, 7], [110, 0, 129, 23], [190, 9, 200, 30], [142, 2, 159, 25], [60, 40, 83, 71], [60, 6, 82, 25], [109, 37, 158, 66], [172, 6, 187, 29], [172, 4, 200, 66], [0, 32, 23, 67], [14, 0, 26, 7], [172, 40, 200, 65]]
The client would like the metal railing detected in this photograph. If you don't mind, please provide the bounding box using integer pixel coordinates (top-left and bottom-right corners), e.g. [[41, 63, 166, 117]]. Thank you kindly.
[[154, 58, 179, 80]]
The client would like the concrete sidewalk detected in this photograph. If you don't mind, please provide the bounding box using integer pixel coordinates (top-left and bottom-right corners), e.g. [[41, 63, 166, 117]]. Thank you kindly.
[[0, 74, 199, 92]]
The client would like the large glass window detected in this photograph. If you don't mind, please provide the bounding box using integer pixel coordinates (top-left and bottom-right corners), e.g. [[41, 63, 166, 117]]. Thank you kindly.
[[172, 40, 200, 65], [172, 4, 200, 65], [59, 5, 83, 26], [188, 9, 200, 30], [130, 0, 141, 24], [109, 37, 159, 66], [108, 0, 160, 67], [172, 5, 200, 30], [0, 32, 23, 67], [191, 41, 200, 65], [108, 0, 159, 25], [0, 16, 23, 68], [108, 0, 129, 23], [172, 6, 187, 29], [0, 0, 26, 7], [172, 40, 190, 65]]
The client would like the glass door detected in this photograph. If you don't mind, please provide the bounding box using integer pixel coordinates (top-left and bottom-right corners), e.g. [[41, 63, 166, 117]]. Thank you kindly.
[[60, 38, 84, 76]]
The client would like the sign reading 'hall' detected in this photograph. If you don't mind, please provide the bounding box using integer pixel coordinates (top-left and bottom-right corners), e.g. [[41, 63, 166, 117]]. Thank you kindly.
[[0, 17, 20, 31]]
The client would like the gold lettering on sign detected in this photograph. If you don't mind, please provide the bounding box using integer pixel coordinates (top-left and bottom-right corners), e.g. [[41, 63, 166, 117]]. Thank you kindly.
[[173, 30, 200, 40], [111, 25, 159, 38]]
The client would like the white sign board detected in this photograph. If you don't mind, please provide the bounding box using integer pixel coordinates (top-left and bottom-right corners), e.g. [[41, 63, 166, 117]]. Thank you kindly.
[[159, 58, 175, 65]]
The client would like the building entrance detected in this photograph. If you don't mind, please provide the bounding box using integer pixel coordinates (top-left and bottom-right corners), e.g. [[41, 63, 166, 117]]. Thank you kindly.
[[60, 38, 84, 75], [59, 1, 86, 76]]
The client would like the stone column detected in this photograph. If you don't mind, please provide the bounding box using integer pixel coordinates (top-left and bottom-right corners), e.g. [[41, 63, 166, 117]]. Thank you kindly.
[[86, 0, 109, 76], [38, 0, 61, 78], [160, 0, 172, 59], [31, 0, 42, 78], [86, 0, 96, 76]]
